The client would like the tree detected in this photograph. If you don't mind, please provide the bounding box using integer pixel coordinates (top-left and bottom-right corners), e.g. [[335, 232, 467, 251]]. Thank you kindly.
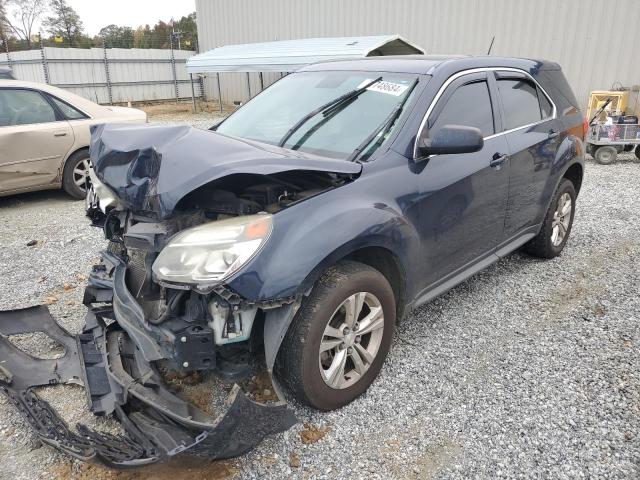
[[173, 12, 197, 50], [43, 0, 83, 46], [3, 0, 46, 49], [0, 0, 9, 45], [99, 24, 133, 48]]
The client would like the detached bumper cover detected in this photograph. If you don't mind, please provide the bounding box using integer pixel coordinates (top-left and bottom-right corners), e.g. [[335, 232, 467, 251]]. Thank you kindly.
[[0, 305, 297, 467]]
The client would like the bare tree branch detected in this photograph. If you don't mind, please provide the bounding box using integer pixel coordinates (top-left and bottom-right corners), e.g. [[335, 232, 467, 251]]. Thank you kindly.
[[4, 0, 46, 48]]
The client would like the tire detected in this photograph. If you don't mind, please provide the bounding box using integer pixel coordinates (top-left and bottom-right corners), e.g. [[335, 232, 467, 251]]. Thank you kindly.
[[524, 178, 576, 259], [275, 260, 396, 411], [62, 150, 91, 199], [635, 145, 640, 161], [593, 145, 617, 165]]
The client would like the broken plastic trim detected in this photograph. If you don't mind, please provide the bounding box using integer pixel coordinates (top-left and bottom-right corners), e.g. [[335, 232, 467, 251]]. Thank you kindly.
[[0, 305, 297, 468]]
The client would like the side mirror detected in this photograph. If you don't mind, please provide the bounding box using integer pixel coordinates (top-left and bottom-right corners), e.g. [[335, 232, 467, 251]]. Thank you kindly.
[[416, 125, 484, 159]]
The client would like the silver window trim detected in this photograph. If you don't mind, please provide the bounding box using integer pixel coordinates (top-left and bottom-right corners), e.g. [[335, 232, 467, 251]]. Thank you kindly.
[[413, 67, 557, 158]]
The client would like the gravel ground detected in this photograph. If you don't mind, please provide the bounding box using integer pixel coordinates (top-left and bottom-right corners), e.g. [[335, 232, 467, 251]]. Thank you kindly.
[[0, 114, 638, 480]]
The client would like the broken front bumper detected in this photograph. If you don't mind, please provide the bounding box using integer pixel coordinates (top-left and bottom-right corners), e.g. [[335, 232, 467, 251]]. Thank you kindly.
[[0, 304, 296, 468]]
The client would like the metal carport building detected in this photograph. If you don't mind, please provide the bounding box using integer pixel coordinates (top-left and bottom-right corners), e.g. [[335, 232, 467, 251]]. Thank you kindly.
[[194, 0, 640, 111]]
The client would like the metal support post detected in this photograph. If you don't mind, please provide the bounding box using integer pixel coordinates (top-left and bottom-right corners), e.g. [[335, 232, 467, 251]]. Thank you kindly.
[[39, 34, 50, 84], [259, 72, 264, 92], [190, 73, 197, 113], [170, 34, 179, 104], [102, 38, 113, 104], [246, 72, 251, 101], [217, 73, 223, 113]]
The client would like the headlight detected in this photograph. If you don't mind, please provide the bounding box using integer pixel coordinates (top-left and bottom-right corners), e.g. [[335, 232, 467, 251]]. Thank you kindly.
[[152, 214, 272, 286]]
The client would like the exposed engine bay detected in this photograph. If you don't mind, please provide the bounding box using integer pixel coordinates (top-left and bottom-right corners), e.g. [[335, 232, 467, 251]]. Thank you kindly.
[[0, 124, 360, 467]]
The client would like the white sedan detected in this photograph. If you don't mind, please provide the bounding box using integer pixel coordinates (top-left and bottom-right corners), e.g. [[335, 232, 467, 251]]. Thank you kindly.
[[0, 80, 147, 198]]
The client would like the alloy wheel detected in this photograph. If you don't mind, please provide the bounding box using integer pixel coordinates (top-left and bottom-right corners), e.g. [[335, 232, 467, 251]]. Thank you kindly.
[[72, 158, 91, 193], [551, 192, 572, 246], [319, 292, 385, 389]]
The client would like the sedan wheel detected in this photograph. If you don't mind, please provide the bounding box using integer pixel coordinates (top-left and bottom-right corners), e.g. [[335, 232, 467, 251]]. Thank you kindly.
[[275, 260, 396, 411], [62, 150, 92, 199]]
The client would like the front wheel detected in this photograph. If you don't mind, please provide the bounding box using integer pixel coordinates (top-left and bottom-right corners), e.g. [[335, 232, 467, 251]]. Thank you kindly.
[[524, 178, 576, 259], [635, 145, 640, 161], [275, 261, 396, 411]]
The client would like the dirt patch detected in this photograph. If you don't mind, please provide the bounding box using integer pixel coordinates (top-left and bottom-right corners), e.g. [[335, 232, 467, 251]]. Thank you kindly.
[[50, 456, 238, 480], [240, 371, 279, 403], [299, 423, 332, 444], [140, 101, 235, 118]]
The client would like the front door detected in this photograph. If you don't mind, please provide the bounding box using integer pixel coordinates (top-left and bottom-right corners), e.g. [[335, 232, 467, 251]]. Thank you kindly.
[[416, 72, 510, 289], [0, 88, 74, 193]]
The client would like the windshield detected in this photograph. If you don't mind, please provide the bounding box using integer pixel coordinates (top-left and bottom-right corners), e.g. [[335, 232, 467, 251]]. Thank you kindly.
[[216, 71, 420, 160]]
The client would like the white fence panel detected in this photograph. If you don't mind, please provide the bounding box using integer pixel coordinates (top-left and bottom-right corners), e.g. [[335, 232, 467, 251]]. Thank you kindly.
[[1, 47, 202, 104]]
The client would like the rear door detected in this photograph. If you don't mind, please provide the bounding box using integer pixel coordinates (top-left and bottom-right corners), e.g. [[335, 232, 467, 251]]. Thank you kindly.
[[493, 71, 561, 239], [0, 88, 74, 193], [416, 71, 510, 287]]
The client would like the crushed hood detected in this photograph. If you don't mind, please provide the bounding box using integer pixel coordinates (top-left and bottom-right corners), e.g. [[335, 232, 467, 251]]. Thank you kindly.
[[90, 124, 361, 219]]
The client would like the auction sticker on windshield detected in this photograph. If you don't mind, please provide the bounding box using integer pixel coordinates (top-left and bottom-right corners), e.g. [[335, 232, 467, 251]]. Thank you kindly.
[[367, 81, 409, 96]]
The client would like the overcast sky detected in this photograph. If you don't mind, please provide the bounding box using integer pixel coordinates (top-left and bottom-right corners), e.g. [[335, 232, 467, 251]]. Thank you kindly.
[[66, 0, 196, 36]]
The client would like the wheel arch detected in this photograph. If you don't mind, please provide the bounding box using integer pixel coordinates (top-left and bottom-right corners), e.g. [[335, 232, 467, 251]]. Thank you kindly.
[[562, 161, 583, 196], [61, 145, 90, 175]]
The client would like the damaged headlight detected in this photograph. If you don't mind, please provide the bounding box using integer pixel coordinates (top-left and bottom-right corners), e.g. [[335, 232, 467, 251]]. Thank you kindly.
[[152, 214, 272, 286]]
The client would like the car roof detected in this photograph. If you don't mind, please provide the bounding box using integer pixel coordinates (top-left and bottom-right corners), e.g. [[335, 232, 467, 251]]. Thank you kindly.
[[299, 55, 561, 75], [0, 79, 108, 116]]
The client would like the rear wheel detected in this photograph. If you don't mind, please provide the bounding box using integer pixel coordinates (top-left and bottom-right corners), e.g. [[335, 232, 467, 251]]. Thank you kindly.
[[635, 145, 640, 161], [275, 261, 395, 411], [593, 145, 617, 165], [62, 150, 91, 199], [524, 179, 576, 259]]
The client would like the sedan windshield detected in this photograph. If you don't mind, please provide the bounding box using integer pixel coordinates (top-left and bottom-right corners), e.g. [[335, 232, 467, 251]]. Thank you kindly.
[[216, 71, 420, 160]]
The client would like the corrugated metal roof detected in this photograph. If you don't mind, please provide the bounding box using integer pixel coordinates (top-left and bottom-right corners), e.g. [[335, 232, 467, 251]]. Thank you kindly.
[[186, 35, 424, 73]]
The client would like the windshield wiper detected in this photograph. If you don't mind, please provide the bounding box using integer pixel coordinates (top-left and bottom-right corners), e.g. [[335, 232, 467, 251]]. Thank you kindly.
[[346, 78, 419, 163], [277, 76, 383, 148]]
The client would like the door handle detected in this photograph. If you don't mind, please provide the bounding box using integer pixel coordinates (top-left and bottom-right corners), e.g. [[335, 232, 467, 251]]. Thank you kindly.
[[490, 153, 508, 169], [548, 129, 559, 139], [53, 132, 67, 137]]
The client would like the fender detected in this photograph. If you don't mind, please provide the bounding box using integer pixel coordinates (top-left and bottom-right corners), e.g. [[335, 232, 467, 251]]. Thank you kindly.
[[538, 133, 585, 221], [226, 175, 422, 303]]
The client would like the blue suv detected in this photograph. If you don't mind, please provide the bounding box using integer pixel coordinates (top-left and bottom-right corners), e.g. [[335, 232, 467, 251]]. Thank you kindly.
[[2, 55, 585, 466]]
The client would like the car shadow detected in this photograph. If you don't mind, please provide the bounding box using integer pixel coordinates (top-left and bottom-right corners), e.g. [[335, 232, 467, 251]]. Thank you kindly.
[[0, 189, 82, 209]]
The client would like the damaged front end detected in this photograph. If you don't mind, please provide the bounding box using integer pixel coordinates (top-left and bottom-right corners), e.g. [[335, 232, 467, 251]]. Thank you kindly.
[[0, 124, 360, 467]]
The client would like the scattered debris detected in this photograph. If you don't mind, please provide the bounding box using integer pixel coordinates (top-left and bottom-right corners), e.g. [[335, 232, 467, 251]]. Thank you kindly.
[[43, 294, 60, 305], [289, 452, 301, 468], [299, 423, 332, 444], [26, 240, 37, 247]]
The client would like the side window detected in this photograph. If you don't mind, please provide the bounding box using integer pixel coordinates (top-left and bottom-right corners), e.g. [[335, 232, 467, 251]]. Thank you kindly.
[[497, 78, 550, 130], [0, 89, 57, 126], [48, 95, 87, 120], [429, 80, 495, 137], [537, 86, 553, 119]]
